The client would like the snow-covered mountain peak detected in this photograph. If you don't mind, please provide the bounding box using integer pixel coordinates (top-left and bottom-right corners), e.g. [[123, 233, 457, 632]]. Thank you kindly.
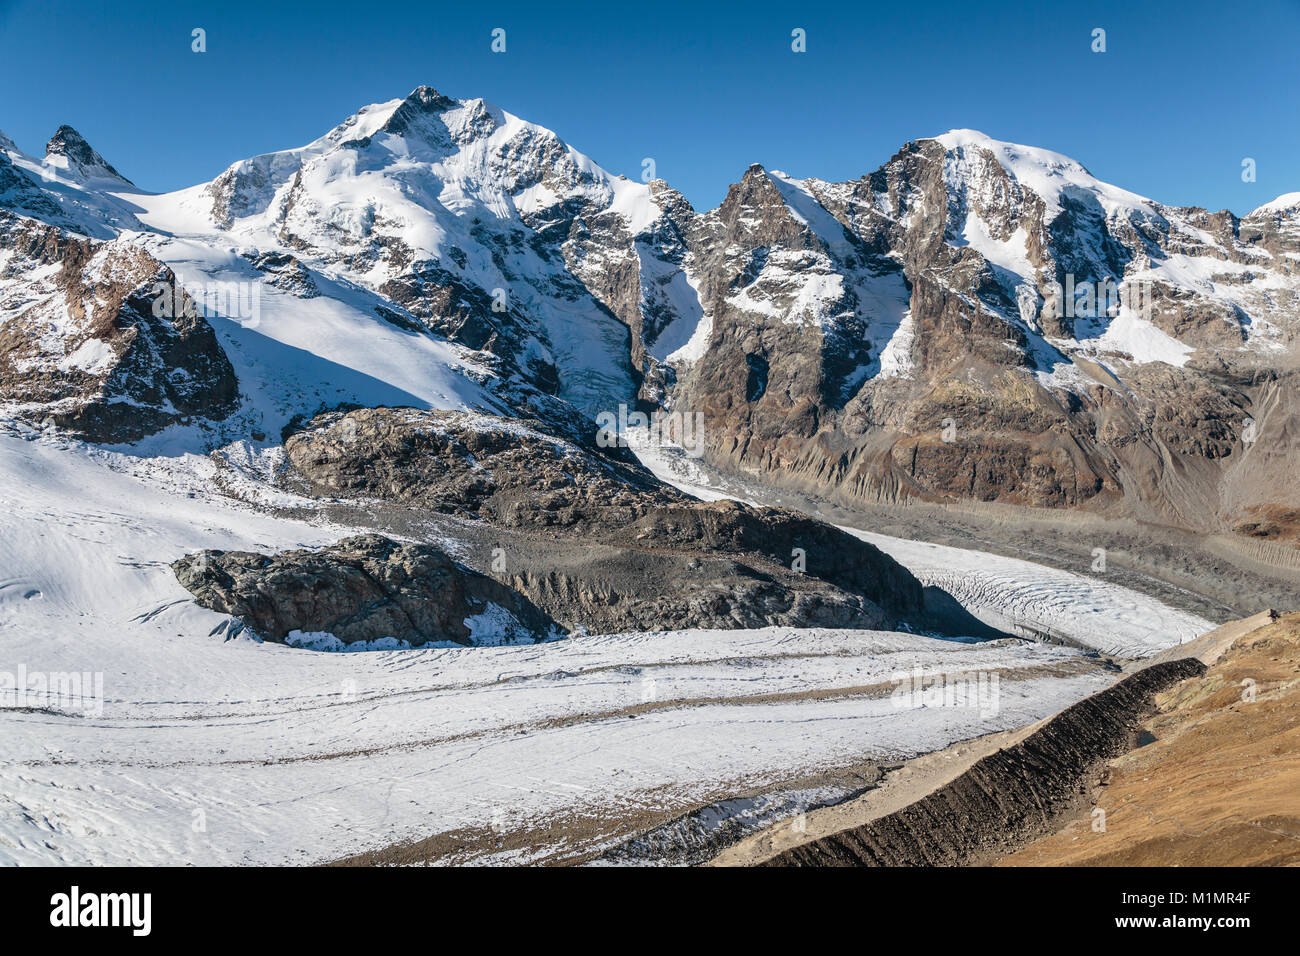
[[934, 128, 1093, 176], [0, 127, 144, 239], [43, 124, 132, 185], [1249, 191, 1300, 218], [114, 87, 674, 420], [181, 85, 647, 238], [375, 85, 459, 137], [929, 128, 1155, 221]]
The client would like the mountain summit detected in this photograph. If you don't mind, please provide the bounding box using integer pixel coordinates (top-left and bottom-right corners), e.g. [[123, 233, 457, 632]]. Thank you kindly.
[[43, 125, 132, 184]]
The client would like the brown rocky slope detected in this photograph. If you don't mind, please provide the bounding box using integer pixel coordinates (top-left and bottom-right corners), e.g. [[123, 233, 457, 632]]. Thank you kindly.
[[0, 210, 239, 442], [1000, 611, 1300, 866], [760, 656, 1207, 866]]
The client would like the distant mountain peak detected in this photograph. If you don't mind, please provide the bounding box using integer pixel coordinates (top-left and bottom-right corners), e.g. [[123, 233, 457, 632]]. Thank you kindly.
[[1250, 191, 1300, 217], [925, 127, 1154, 219], [403, 85, 455, 110], [931, 128, 1095, 178], [44, 125, 132, 184]]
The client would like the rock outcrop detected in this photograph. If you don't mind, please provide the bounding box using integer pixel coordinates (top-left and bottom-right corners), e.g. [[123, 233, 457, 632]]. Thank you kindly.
[[172, 533, 559, 647], [0, 211, 240, 442], [279, 407, 929, 633]]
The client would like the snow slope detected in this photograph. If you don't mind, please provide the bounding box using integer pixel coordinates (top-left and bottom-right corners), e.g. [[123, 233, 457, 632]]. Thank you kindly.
[[123, 233, 501, 451], [935, 129, 1158, 221]]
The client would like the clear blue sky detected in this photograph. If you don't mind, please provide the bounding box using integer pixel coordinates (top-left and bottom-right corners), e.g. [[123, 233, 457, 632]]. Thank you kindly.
[[2, 0, 1297, 214]]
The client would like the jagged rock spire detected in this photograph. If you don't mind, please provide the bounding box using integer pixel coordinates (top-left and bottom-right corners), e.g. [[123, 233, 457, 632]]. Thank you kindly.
[[44, 125, 131, 183]]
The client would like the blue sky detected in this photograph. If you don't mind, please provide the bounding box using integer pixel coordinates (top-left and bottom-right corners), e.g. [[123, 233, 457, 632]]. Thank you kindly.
[[2, 0, 1297, 214]]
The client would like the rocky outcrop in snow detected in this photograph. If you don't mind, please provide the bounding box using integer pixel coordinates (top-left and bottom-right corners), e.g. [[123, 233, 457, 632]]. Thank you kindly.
[[173, 533, 560, 648], [43, 126, 132, 185], [278, 407, 929, 633]]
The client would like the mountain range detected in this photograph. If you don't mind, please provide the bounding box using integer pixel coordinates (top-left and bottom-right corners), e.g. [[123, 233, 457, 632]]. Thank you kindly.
[[3, 85, 1297, 543]]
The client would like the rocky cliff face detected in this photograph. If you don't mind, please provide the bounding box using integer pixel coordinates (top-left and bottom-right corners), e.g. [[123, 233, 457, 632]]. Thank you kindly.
[[275, 407, 929, 634], [0, 211, 239, 442], [666, 132, 1300, 535]]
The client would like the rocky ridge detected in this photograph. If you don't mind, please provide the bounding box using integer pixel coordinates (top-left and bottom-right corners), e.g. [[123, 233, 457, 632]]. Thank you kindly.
[[0, 210, 239, 442], [262, 406, 934, 635], [763, 656, 1208, 866]]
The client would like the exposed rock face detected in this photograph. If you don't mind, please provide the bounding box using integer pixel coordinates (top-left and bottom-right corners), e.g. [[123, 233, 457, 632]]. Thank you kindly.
[[480, 535, 908, 634], [280, 407, 928, 632], [665, 132, 1300, 537], [172, 533, 559, 647], [0, 212, 240, 442], [282, 406, 678, 522], [241, 250, 318, 298]]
